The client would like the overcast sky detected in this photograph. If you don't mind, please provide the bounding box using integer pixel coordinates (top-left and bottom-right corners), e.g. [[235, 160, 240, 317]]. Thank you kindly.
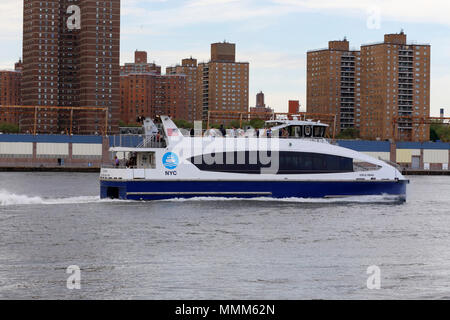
[[1, 0, 449, 115]]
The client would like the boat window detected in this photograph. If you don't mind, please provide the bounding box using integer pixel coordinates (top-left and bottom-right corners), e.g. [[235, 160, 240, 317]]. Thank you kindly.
[[189, 151, 353, 175], [314, 126, 320, 137], [313, 126, 327, 138], [289, 126, 303, 138], [135, 152, 156, 169], [353, 160, 382, 172], [304, 126, 312, 137]]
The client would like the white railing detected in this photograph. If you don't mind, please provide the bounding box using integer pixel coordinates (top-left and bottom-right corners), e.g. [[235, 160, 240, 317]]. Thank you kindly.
[[136, 136, 166, 148]]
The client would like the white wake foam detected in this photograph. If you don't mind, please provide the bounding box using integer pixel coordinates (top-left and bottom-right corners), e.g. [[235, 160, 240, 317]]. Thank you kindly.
[[157, 195, 405, 204], [0, 190, 404, 206], [0, 189, 101, 206]]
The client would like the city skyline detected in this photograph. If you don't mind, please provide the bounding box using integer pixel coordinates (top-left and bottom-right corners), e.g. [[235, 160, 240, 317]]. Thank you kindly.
[[0, 0, 449, 116]]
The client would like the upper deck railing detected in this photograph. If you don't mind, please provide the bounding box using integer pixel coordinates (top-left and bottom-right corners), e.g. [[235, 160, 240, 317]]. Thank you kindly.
[[109, 131, 332, 149]]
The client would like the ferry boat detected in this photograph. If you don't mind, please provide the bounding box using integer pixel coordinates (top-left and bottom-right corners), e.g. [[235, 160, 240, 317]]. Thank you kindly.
[[100, 116, 408, 201]]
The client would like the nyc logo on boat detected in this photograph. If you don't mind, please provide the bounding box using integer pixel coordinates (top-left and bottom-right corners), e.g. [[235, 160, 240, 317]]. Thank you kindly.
[[163, 152, 179, 170]]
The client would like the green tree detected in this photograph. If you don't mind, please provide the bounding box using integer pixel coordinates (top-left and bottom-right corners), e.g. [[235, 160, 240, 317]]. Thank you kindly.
[[430, 124, 440, 141], [430, 123, 450, 142], [228, 120, 241, 129], [173, 119, 194, 129], [249, 118, 265, 129], [0, 123, 20, 133], [336, 128, 360, 140]]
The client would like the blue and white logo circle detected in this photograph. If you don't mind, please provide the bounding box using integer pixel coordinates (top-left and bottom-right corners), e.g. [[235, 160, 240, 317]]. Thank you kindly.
[[162, 152, 179, 170]]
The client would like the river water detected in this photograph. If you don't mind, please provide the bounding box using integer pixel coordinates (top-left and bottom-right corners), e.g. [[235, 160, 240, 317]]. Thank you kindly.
[[0, 173, 449, 300]]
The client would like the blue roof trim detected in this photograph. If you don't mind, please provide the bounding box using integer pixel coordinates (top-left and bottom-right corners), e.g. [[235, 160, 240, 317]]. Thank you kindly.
[[109, 135, 144, 148], [0, 135, 447, 151], [337, 140, 391, 152], [397, 142, 450, 150]]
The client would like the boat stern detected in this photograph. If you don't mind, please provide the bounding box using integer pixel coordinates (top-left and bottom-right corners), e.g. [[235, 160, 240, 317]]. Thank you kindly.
[[100, 168, 129, 200]]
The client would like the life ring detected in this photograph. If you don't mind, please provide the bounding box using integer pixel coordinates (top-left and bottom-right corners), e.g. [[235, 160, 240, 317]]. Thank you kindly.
[[304, 126, 312, 137]]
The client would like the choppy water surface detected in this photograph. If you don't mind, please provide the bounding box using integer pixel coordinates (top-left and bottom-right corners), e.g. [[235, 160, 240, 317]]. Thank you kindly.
[[0, 173, 449, 300]]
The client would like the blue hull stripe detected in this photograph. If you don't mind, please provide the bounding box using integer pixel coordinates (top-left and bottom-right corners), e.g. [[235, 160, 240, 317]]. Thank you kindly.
[[100, 180, 408, 201]]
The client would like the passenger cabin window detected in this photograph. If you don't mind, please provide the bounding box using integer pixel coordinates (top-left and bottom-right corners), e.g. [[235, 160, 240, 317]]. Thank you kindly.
[[189, 151, 353, 175]]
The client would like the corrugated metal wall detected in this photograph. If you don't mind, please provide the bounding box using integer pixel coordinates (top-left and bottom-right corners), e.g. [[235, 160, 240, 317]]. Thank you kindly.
[[72, 144, 103, 156], [0, 135, 448, 167], [424, 150, 449, 164], [0, 142, 33, 157], [361, 152, 391, 161], [36, 143, 69, 157], [397, 149, 421, 163]]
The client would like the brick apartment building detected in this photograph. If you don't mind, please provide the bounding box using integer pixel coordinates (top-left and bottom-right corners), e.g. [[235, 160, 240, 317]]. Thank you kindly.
[[120, 73, 187, 125], [197, 42, 249, 123], [121, 50, 161, 75], [21, 0, 121, 134], [307, 32, 430, 142], [360, 32, 430, 141], [256, 91, 265, 108], [0, 62, 22, 126], [120, 52, 187, 125], [249, 91, 273, 119], [307, 39, 361, 132], [166, 58, 198, 123]]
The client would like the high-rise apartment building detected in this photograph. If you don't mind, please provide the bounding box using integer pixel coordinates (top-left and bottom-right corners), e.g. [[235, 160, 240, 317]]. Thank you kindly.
[[0, 63, 22, 125], [307, 32, 431, 142], [153, 75, 187, 121], [307, 39, 361, 132], [360, 32, 430, 141], [197, 42, 249, 122], [166, 58, 198, 123], [256, 91, 265, 108], [121, 50, 161, 75], [120, 73, 151, 125], [249, 91, 273, 119], [22, 0, 120, 134], [120, 73, 186, 125]]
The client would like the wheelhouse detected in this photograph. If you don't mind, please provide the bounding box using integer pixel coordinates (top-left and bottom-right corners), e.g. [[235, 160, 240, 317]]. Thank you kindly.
[[265, 120, 328, 139]]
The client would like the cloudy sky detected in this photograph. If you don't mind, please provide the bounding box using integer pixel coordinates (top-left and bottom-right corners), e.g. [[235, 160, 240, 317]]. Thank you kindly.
[[1, 0, 449, 115]]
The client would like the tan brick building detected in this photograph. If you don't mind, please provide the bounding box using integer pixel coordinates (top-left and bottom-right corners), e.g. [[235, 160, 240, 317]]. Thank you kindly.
[[197, 42, 249, 123], [360, 32, 430, 141], [307, 39, 361, 132], [21, 0, 121, 134], [166, 58, 198, 123]]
